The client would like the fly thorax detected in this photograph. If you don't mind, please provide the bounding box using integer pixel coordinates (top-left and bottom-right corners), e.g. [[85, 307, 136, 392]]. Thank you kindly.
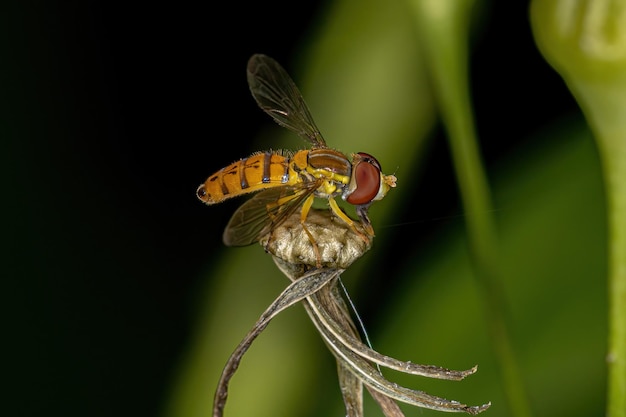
[[306, 149, 352, 183], [290, 150, 309, 171]]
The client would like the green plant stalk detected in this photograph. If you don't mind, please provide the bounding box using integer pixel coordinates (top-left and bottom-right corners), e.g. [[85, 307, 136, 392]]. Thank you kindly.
[[572, 83, 626, 417], [530, 1, 626, 414], [408, 1, 533, 416]]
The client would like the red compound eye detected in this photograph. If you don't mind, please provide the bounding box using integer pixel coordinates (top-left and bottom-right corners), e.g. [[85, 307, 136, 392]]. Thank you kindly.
[[346, 153, 382, 205]]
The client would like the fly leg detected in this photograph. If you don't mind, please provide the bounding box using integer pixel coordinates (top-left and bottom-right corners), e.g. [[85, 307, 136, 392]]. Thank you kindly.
[[327, 198, 372, 244], [300, 194, 322, 268]]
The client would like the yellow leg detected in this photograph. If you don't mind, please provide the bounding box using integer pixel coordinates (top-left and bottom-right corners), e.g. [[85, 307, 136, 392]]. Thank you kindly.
[[328, 198, 372, 242], [300, 194, 322, 268]]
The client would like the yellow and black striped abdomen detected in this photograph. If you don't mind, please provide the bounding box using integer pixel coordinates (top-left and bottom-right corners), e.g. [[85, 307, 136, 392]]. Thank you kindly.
[[196, 151, 303, 204]]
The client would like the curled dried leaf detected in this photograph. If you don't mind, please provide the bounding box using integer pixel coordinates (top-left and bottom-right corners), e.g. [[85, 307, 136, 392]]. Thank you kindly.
[[213, 208, 490, 416], [267, 209, 490, 415]]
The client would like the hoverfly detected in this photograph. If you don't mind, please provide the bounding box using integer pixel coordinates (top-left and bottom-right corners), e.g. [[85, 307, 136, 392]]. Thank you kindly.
[[196, 54, 397, 266]]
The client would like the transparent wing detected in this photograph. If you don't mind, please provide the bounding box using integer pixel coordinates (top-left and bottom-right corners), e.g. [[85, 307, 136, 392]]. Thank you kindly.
[[222, 180, 322, 247], [247, 54, 326, 148]]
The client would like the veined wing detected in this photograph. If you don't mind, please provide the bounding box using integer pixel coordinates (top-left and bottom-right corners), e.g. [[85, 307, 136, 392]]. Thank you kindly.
[[223, 180, 322, 247], [247, 54, 326, 148]]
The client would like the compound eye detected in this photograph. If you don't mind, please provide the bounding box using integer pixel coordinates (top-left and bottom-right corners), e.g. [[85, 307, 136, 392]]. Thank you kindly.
[[345, 153, 382, 205]]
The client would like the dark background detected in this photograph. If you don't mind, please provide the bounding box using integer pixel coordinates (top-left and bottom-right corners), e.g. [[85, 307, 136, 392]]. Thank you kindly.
[[3, 1, 578, 416]]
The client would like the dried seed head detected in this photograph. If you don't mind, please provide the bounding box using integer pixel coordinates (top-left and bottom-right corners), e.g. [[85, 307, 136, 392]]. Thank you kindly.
[[259, 208, 372, 269]]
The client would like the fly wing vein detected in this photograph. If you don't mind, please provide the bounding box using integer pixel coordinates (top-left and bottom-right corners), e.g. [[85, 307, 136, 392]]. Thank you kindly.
[[246, 54, 326, 148], [222, 181, 321, 247]]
